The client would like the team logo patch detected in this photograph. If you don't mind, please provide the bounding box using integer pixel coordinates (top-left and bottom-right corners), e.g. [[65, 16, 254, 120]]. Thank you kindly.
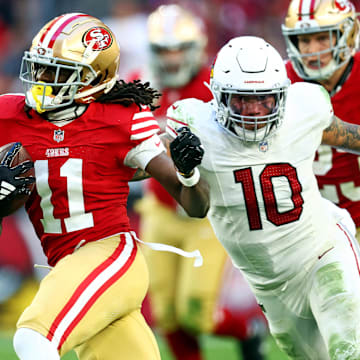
[[45, 147, 69, 157], [299, 22, 311, 29], [53, 129, 65, 143], [259, 141, 268, 152], [334, 0, 353, 12], [36, 47, 47, 55], [82, 27, 113, 51], [32, 46, 53, 57]]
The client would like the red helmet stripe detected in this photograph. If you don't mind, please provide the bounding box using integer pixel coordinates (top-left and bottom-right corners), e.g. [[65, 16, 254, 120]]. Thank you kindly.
[[39, 15, 64, 45], [298, 0, 317, 21], [310, 0, 316, 19], [39, 13, 88, 49], [48, 13, 88, 48], [298, 0, 304, 20]]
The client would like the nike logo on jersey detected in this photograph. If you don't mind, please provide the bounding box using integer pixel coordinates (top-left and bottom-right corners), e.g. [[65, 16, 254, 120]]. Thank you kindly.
[[155, 140, 161, 147]]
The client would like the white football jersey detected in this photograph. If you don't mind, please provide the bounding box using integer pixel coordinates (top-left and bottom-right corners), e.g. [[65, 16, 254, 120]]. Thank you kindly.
[[167, 82, 342, 315]]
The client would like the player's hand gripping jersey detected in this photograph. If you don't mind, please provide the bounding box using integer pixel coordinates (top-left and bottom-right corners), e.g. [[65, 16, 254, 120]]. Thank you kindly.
[[167, 82, 347, 315], [0, 94, 164, 266]]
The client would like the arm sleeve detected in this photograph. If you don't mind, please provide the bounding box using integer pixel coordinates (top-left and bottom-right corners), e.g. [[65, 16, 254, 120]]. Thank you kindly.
[[317, 85, 334, 130], [287, 83, 334, 135], [124, 134, 166, 170], [129, 105, 161, 145], [166, 99, 194, 139]]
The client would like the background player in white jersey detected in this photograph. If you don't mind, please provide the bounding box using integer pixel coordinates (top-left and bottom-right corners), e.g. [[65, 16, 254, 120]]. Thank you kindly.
[[166, 36, 360, 359], [282, 0, 360, 239]]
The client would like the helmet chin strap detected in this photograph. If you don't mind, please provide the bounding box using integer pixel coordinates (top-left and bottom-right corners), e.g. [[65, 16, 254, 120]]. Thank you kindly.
[[303, 59, 337, 80]]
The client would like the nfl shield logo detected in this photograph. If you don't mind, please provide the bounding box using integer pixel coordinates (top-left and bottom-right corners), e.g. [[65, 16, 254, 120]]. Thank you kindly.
[[259, 141, 268, 152], [53, 129, 64, 143]]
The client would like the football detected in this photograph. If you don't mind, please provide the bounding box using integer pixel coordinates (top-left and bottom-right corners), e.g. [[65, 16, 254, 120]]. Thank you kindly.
[[0, 142, 35, 217]]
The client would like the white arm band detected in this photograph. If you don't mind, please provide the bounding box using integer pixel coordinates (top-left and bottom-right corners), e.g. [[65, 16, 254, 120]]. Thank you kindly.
[[176, 168, 200, 187]]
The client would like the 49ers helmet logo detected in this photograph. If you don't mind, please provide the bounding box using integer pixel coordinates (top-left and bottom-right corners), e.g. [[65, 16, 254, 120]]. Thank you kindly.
[[334, 0, 354, 13], [82, 27, 113, 51]]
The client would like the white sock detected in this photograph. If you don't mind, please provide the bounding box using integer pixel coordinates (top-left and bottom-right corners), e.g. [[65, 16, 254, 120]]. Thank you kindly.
[[13, 328, 60, 360]]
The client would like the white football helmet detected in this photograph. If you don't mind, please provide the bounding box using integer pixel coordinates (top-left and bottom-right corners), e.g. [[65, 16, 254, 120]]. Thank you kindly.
[[19, 13, 120, 113], [210, 36, 290, 142], [147, 4, 207, 88], [282, 0, 360, 80]]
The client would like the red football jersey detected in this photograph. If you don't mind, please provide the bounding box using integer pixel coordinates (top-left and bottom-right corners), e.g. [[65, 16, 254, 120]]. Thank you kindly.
[[130, 66, 213, 209], [286, 53, 360, 226], [0, 95, 160, 265]]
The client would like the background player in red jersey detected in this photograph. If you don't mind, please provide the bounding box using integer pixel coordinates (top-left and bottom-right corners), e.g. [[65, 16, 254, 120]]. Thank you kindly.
[[130, 5, 267, 360], [0, 13, 209, 360], [0, 210, 44, 332], [282, 0, 360, 236]]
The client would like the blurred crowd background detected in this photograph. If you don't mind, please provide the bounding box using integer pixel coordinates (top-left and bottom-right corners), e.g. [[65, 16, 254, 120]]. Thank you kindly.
[[2, 0, 360, 88], [0, 0, 311, 94]]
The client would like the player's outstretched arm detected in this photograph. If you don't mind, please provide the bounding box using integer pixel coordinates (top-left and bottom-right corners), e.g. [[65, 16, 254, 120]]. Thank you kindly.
[[322, 115, 360, 154], [145, 128, 210, 218]]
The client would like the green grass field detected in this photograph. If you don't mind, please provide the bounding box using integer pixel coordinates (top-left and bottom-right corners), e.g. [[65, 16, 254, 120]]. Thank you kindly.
[[0, 331, 288, 359]]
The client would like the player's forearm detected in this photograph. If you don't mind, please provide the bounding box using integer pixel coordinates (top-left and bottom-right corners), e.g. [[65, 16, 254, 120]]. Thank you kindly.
[[130, 133, 171, 182], [131, 168, 150, 181], [321, 115, 360, 154], [146, 153, 210, 218], [178, 178, 210, 218]]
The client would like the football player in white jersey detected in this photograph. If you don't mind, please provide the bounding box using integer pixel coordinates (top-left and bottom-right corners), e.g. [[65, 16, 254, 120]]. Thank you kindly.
[[166, 36, 360, 360]]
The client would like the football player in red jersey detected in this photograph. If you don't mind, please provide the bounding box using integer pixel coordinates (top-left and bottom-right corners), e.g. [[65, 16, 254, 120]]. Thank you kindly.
[[0, 13, 209, 360], [282, 0, 360, 235], [131, 5, 266, 360]]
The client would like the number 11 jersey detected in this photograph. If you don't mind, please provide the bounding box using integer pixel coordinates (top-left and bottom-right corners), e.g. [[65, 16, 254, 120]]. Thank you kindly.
[[0, 95, 162, 266]]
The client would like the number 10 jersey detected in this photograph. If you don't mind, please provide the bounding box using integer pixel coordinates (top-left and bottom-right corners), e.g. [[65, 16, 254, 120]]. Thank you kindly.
[[166, 82, 349, 316]]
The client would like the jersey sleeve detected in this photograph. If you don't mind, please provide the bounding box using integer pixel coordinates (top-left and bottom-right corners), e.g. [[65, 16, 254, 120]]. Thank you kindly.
[[316, 85, 334, 129], [287, 83, 334, 135], [166, 98, 204, 139], [0, 94, 25, 147], [129, 105, 161, 145], [124, 133, 165, 170]]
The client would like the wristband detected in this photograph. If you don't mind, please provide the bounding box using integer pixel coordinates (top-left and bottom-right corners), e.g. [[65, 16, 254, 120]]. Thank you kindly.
[[176, 167, 200, 187]]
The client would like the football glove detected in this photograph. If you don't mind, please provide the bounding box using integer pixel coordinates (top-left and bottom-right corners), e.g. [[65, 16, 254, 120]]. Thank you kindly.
[[0, 143, 35, 201], [170, 127, 204, 175]]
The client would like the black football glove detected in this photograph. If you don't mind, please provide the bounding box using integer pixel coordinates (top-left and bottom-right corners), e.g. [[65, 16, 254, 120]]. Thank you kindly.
[[170, 127, 204, 175], [0, 142, 35, 201]]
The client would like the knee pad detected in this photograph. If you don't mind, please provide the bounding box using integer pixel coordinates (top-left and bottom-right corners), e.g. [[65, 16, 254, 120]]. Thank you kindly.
[[13, 328, 60, 360]]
